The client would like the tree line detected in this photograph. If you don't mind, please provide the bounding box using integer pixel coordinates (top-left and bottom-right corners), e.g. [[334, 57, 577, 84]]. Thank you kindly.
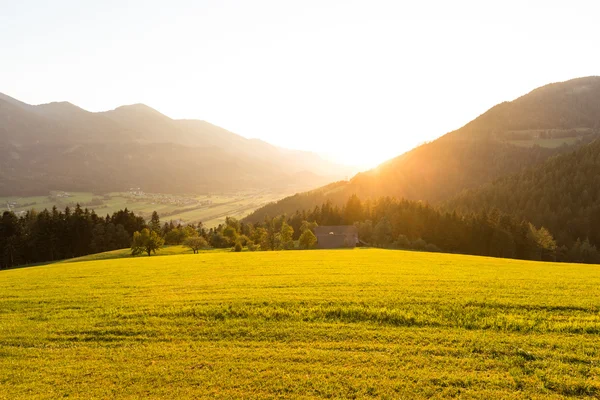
[[0, 205, 145, 269], [0, 191, 590, 268], [203, 194, 559, 261], [257, 195, 558, 261], [154, 213, 317, 253]]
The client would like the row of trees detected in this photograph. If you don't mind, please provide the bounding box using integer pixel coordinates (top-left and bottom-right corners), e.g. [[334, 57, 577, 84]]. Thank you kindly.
[[199, 216, 317, 252], [0, 206, 145, 269], [126, 211, 318, 256], [129, 212, 209, 256], [0, 206, 218, 265], [245, 195, 559, 261], [119, 195, 565, 261], [2, 192, 592, 266]]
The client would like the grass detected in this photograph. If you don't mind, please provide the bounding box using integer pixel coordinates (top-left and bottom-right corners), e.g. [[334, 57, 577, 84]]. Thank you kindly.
[[502, 128, 596, 148], [1, 249, 600, 398]]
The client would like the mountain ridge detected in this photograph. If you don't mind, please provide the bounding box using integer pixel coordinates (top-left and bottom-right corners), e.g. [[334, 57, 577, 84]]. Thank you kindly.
[[0, 93, 354, 195], [245, 76, 600, 222]]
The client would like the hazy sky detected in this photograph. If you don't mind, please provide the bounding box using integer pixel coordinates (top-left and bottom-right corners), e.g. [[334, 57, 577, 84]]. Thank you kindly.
[[1, 0, 598, 168]]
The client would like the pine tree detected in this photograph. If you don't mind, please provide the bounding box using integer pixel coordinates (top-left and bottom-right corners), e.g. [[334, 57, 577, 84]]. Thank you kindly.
[[150, 211, 161, 234]]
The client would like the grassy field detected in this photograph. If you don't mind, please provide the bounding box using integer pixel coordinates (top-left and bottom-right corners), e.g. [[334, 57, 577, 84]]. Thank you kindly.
[[501, 128, 596, 148], [508, 137, 582, 148], [1, 249, 600, 399]]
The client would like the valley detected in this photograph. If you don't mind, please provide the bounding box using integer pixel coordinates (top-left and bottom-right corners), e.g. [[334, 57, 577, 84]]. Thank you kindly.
[[3, 3, 600, 399], [0, 188, 294, 228]]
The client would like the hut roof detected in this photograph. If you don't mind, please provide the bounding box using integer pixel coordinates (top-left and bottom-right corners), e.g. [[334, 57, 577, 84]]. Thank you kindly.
[[314, 225, 358, 236]]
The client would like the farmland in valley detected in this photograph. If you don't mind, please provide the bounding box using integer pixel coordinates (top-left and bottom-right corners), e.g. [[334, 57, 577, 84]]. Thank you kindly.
[[1, 249, 599, 398], [0, 189, 290, 228]]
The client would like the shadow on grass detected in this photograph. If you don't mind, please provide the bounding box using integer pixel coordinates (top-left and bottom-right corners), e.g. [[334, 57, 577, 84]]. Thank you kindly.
[[0, 245, 230, 272]]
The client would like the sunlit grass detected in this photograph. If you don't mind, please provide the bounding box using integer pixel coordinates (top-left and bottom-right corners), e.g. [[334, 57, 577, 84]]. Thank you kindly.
[[1, 249, 599, 398]]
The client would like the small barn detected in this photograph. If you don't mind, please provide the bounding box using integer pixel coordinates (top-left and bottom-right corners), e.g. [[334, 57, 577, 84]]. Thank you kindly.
[[314, 225, 359, 249]]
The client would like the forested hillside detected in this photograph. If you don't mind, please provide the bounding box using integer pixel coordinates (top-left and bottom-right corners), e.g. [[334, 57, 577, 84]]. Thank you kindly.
[[0, 93, 351, 195], [273, 195, 557, 262], [247, 77, 600, 221], [446, 138, 600, 262]]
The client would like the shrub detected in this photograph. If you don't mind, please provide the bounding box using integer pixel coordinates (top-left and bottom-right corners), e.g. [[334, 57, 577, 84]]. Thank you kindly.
[[410, 238, 428, 251], [394, 234, 411, 249], [424, 243, 441, 253]]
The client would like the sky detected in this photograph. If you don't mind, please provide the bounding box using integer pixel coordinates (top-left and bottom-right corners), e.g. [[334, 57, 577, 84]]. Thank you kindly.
[[1, 0, 599, 169]]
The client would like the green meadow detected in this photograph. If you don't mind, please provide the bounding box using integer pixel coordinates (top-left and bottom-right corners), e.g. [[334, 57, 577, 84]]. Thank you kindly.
[[1, 249, 599, 399]]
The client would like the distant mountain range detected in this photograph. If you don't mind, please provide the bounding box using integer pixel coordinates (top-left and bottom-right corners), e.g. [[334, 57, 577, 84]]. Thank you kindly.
[[0, 93, 354, 195], [246, 76, 600, 221]]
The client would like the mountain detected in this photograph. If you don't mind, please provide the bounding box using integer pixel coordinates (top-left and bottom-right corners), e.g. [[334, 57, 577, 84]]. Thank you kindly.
[[445, 138, 600, 256], [0, 94, 353, 195], [245, 77, 600, 222]]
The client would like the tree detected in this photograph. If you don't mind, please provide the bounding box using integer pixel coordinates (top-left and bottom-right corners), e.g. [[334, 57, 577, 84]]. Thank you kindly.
[[298, 229, 317, 249], [150, 211, 161, 234], [131, 228, 164, 256], [527, 224, 557, 260], [256, 228, 271, 251], [568, 238, 600, 264], [0, 211, 21, 269], [344, 194, 363, 224], [111, 208, 146, 237], [183, 236, 208, 254], [90, 223, 106, 253], [183, 225, 198, 238], [209, 231, 230, 248], [234, 241, 243, 252], [251, 227, 267, 246], [300, 220, 318, 233], [279, 221, 294, 249], [394, 234, 410, 249], [354, 220, 373, 244], [222, 225, 238, 243], [114, 224, 131, 249], [225, 217, 241, 233], [373, 217, 393, 247], [165, 228, 187, 245]]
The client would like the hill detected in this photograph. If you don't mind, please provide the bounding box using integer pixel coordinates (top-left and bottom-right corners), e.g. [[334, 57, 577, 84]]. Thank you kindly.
[[246, 77, 600, 222], [0, 93, 352, 195], [446, 138, 600, 260], [1, 249, 599, 398]]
